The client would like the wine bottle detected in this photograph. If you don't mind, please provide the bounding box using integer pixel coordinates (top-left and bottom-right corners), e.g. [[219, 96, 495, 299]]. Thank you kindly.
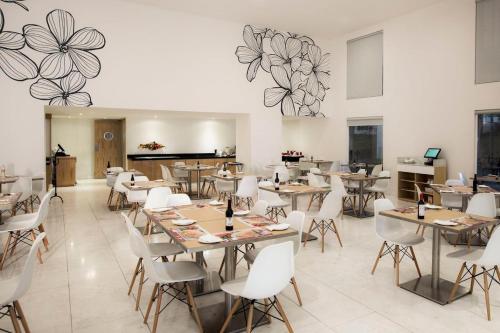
[[417, 193, 425, 219], [107, 161, 111, 169], [197, 160, 200, 168], [131, 174, 135, 186], [472, 174, 478, 193], [311, 155, 314, 162], [274, 172, 280, 190], [223, 163, 227, 177], [225, 198, 234, 231]]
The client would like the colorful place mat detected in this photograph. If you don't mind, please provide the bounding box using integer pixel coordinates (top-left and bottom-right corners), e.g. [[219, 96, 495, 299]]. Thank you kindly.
[[393, 207, 417, 214], [169, 225, 207, 242], [450, 215, 489, 227], [240, 215, 275, 227], [214, 227, 272, 241]]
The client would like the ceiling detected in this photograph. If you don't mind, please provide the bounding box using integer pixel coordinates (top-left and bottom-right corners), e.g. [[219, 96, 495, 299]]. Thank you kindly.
[[119, 0, 443, 37]]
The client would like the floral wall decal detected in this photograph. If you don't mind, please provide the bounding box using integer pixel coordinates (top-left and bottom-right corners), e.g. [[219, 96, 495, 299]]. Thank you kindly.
[[0, 1, 105, 107], [235, 25, 330, 117]]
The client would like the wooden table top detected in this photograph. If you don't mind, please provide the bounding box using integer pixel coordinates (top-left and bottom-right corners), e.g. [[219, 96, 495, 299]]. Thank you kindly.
[[259, 184, 331, 196], [0, 192, 21, 211], [173, 165, 217, 171], [380, 207, 498, 233], [144, 204, 297, 253], [265, 164, 299, 169], [122, 180, 179, 191], [103, 170, 144, 176], [477, 175, 500, 183], [0, 176, 18, 185], [211, 173, 262, 181], [430, 184, 499, 196], [315, 171, 389, 182], [309, 159, 332, 164]]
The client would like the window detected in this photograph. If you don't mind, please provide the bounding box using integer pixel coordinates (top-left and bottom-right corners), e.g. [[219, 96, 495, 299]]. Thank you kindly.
[[477, 111, 500, 176], [348, 118, 383, 167], [347, 31, 383, 99], [476, 0, 500, 84]]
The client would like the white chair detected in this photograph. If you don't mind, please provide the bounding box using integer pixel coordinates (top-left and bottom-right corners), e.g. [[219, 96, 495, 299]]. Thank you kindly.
[[441, 179, 464, 210], [329, 161, 341, 172], [166, 194, 192, 207], [215, 169, 234, 201], [0, 189, 53, 270], [330, 175, 356, 218], [250, 200, 269, 217], [235, 176, 257, 210], [173, 162, 189, 183], [273, 165, 290, 183], [122, 213, 183, 311], [4, 176, 33, 214], [371, 199, 424, 285], [113, 172, 134, 209], [29, 176, 44, 210], [142, 187, 173, 237], [200, 163, 219, 196], [462, 193, 497, 247], [458, 172, 468, 186], [303, 191, 343, 252], [449, 227, 500, 320], [258, 180, 289, 222], [128, 219, 206, 333], [126, 176, 149, 224], [371, 164, 383, 176], [106, 167, 124, 205], [306, 171, 329, 210], [345, 168, 367, 192], [160, 164, 187, 193], [220, 241, 295, 333], [0, 233, 46, 332], [363, 170, 390, 210], [244, 211, 305, 306]]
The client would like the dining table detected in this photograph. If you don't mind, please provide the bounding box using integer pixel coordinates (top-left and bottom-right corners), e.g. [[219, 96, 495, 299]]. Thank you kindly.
[[380, 207, 498, 305], [0, 192, 21, 224], [0, 176, 18, 193], [121, 179, 179, 192], [259, 183, 331, 241], [173, 164, 217, 199], [143, 203, 297, 332], [211, 173, 263, 193], [308, 159, 333, 169]]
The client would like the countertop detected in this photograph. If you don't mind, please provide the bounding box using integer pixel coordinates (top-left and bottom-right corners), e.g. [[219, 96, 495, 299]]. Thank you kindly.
[[127, 153, 236, 161]]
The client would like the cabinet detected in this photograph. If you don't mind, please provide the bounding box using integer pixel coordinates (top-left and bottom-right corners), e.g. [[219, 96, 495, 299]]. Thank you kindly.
[[397, 159, 446, 205], [46, 156, 77, 187]]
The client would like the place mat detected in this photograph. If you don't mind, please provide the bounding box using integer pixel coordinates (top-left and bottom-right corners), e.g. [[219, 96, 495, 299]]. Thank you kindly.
[[393, 207, 417, 214], [240, 215, 275, 227], [450, 215, 490, 227], [214, 227, 272, 241], [169, 225, 207, 242]]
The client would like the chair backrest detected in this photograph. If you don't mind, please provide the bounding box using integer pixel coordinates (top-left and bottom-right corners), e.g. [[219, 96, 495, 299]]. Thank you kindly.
[[160, 164, 172, 181], [173, 162, 188, 178], [250, 200, 268, 216], [414, 183, 423, 198], [317, 191, 343, 220], [166, 193, 192, 207], [30, 188, 53, 229], [357, 169, 367, 175], [372, 170, 390, 189], [9, 176, 32, 201], [236, 176, 257, 198], [285, 211, 305, 255], [258, 181, 282, 202], [371, 164, 383, 176], [478, 227, 500, 266], [5, 233, 46, 305], [242, 241, 294, 300], [445, 179, 464, 186], [273, 166, 289, 183], [374, 198, 403, 238], [299, 161, 314, 172], [330, 175, 348, 196], [310, 167, 321, 174], [126, 176, 149, 202], [329, 161, 341, 172], [107, 167, 124, 173], [113, 172, 134, 193], [106, 174, 117, 187], [466, 193, 497, 218], [458, 172, 468, 186], [144, 187, 172, 209], [122, 213, 142, 258], [217, 169, 232, 176]]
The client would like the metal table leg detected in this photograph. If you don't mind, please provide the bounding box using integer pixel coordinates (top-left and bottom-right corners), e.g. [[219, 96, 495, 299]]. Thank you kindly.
[[399, 228, 470, 305], [196, 170, 201, 199], [188, 171, 193, 197], [358, 180, 364, 216]]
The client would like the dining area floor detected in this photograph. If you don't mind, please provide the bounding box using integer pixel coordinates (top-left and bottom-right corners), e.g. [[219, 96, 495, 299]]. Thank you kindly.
[[0, 179, 499, 333]]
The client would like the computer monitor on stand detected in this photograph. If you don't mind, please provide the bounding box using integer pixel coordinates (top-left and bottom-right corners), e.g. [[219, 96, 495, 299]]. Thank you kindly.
[[424, 148, 441, 166]]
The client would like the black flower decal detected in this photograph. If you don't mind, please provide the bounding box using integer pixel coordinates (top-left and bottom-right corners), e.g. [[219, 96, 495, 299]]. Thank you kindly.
[[30, 71, 92, 107]]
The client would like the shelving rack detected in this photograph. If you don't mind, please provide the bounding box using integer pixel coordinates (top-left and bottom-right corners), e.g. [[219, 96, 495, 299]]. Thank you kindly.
[[397, 158, 446, 205]]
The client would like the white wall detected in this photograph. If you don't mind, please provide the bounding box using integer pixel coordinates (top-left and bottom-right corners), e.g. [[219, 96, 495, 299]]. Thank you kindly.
[[126, 117, 235, 154], [51, 118, 95, 179]]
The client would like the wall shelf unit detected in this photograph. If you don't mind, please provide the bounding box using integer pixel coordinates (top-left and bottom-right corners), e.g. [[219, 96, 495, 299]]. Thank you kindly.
[[397, 158, 446, 204]]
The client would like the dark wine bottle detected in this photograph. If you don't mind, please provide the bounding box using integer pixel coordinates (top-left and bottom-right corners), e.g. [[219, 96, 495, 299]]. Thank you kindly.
[[107, 161, 111, 169], [274, 172, 280, 190], [417, 193, 425, 219], [472, 174, 478, 193], [197, 160, 200, 168], [311, 155, 314, 162], [225, 198, 234, 231], [223, 163, 227, 177], [131, 174, 135, 186]]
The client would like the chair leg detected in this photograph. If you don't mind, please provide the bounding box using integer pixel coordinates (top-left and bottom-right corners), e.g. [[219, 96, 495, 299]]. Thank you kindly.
[[9, 305, 22, 333], [483, 268, 491, 321], [371, 241, 386, 275], [218, 254, 226, 277], [13, 301, 30, 333], [331, 220, 343, 247], [186, 284, 203, 333], [0, 233, 12, 270], [38, 224, 49, 250], [303, 219, 315, 248], [274, 296, 294, 333], [219, 297, 242, 333], [10, 231, 20, 256], [152, 284, 163, 333], [128, 258, 141, 296], [470, 264, 477, 293], [144, 283, 159, 324], [395, 245, 400, 286], [409, 246, 422, 277], [135, 261, 145, 311], [30, 231, 43, 264], [320, 221, 325, 253], [246, 301, 254, 333], [449, 262, 466, 302], [290, 277, 303, 306]]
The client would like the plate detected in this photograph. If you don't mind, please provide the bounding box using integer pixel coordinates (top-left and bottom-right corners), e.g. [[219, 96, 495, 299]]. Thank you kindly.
[[151, 207, 171, 213], [131, 185, 143, 189], [266, 223, 290, 231], [478, 185, 488, 188], [289, 182, 302, 186], [173, 219, 196, 226], [424, 204, 442, 210], [198, 234, 223, 244], [209, 200, 224, 206], [280, 189, 295, 193], [234, 210, 250, 216], [434, 219, 458, 226], [154, 179, 164, 182]]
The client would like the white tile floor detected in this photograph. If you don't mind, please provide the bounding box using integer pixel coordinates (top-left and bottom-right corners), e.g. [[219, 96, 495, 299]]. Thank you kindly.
[[0, 180, 499, 333]]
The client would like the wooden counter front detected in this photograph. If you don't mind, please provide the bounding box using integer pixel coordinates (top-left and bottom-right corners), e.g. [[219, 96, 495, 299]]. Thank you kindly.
[[46, 156, 77, 187]]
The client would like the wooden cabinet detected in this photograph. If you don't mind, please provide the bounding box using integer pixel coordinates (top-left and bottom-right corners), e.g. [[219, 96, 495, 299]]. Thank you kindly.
[[397, 159, 446, 205], [46, 156, 77, 187]]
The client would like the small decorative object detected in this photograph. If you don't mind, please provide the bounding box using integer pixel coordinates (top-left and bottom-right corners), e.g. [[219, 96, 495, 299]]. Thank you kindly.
[[0, 165, 6, 178], [103, 132, 114, 141], [138, 141, 165, 151]]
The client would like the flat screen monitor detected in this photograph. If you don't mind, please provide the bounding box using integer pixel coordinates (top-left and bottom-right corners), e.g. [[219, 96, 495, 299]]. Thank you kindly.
[[424, 148, 441, 159]]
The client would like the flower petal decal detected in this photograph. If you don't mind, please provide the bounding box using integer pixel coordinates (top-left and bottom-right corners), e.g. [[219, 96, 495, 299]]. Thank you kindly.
[[0, 2, 106, 108], [236, 25, 329, 117]]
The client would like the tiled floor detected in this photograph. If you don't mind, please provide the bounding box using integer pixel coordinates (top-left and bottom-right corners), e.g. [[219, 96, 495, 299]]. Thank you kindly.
[[0, 180, 499, 332]]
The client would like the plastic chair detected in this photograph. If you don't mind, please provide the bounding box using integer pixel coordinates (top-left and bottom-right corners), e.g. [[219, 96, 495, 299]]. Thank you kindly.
[[0, 233, 46, 332], [449, 228, 500, 320], [244, 211, 305, 306], [220, 241, 295, 333], [250, 200, 269, 217], [215, 170, 234, 201], [128, 218, 206, 333], [273, 166, 290, 183], [6, 176, 33, 214], [0, 189, 53, 270], [345, 168, 367, 192], [113, 172, 134, 209], [258, 180, 289, 222], [235, 176, 257, 210], [126, 176, 149, 224], [371, 164, 383, 176], [458, 172, 468, 186], [160, 164, 187, 192], [363, 170, 390, 210], [461, 193, 498, 248], [166, 194, 192, 207], [173, 161, 189, 180], [106, 167, 123, 205], [330, 175, 356, 218], [306, 172, 329, 210], [200, 163, 219, 196], [329, 161, 341, 172], [440, 179, 464, 210], [371, 199, 424, 285], [122, 213, 183, 311], [142, 187, 173, 236], [303, 191, 343, 252]]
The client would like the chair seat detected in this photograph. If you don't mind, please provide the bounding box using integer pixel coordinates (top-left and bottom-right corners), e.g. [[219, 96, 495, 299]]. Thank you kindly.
[[0, 277, 17, 306], [0, 214, 37, 232], [152, 261, 207, 284], [5, 213, 37, 223], [220, 277, 248, 297], [148, 242, 184, 257], [268, 199, 289, 208], [471, 258, 500, 268], [365, 186, 385, 193], [386, 232, 424, 246]]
